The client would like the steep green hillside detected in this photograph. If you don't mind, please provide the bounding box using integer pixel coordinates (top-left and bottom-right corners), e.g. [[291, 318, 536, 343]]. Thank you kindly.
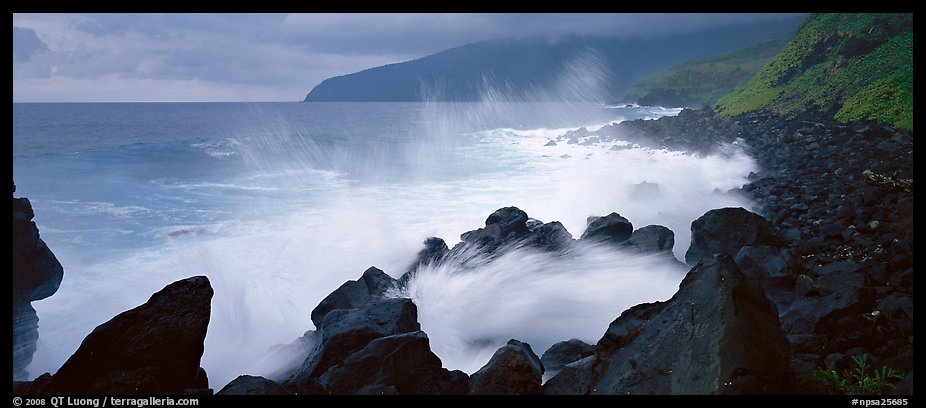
[[304, 17, 806, 102], [624, 37, 791, 108], [714, 13, 913, 130]]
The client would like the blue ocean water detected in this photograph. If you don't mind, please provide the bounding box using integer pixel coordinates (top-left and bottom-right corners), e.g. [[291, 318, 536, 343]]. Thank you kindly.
[[13, 101, 756, 387]]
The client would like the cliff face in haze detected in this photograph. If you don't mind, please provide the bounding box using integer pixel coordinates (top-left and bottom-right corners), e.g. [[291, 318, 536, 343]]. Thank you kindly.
[[304, 17, 804, 102], [714, 13, 913, 130], [623, 37, 790, 108]]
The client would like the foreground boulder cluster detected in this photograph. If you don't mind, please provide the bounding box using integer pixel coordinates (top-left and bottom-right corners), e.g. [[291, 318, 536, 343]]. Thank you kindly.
[[11, 107, 913, 395]]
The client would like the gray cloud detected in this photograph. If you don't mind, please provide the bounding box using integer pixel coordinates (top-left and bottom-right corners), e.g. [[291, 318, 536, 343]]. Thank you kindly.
[[12, 13, 805, 102], [13, 26, 49, 62], [275, 13, 803, 55]]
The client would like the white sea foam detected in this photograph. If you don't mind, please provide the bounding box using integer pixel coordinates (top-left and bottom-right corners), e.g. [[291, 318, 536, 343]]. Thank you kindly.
[[27, 99, 756, 389]]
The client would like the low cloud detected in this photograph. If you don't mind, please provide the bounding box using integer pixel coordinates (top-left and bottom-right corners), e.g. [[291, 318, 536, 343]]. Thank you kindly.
[[13, 26, 50, 62], [12, 13, 805, 102]]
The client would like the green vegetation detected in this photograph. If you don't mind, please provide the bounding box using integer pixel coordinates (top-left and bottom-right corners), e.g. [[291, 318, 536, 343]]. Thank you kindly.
[[808, 354, 904, 395], [624, 37, 791, 107], [713, 13, 913, 130]]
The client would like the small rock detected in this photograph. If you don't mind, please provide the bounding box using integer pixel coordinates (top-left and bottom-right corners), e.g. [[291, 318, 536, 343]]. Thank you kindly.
[[470, 339, 543, 395], [580, 212, 633, 244], [217, 375, 282, 395], [540, 339, 595, 375]]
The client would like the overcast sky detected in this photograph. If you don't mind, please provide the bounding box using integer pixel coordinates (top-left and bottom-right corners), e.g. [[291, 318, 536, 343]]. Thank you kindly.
[[13, 13, 803, 102]]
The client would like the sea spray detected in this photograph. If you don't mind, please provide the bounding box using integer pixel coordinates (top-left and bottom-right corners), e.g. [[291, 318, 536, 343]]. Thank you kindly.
[[394, 241, 688, 374], [19, 102, 756, 388]]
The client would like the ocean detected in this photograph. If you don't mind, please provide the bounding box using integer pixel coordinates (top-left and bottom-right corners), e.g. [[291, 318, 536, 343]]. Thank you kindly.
[[13, 101, 757, 387]]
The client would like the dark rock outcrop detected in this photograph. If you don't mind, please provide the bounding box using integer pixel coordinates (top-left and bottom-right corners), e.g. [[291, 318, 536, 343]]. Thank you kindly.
[[524, 221, 574, 252], [453, 207, 575, 255], [38, 276, 214, 394], [12, 304, 39, 382], [540, 339, 595, 375], [584, 107, 914, 385], [580, 212, 633, 244], [413, 237, 448, 266], [734, 245, 793, 288], [288, 267, 432, 392], [399, 237, 449, 286], [547, 254, 792, 394], [542, 356, 596, 395], [217, 375, 282, 395], [278, 377, 326, 395], [460, 206, 529, 249], [296, 298, 419, 380], [469, 339, 544, 395], [310, 266, 397, 327], [284, 266, 476, 395], [13, 183, 65, 380], [685, 207, 781, 265], [322, 331, 468, 394], [624, 224, 675, 254]]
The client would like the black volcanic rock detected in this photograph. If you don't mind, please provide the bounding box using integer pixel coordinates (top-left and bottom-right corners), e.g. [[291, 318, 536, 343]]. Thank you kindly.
[[217, 375, 282, 395], [542, 356, 597, 395], [322, 331, 468, 395], [547, 254, 792, 394], [13, 183, 64, 380], [415, 237, 449, 266], [486, 207, 530, 237], [540, 339, 595, 375], [297, 298, 420, 379], [310, 266, 397, 327], [12, 191, 64, 304], [580, 212, 633, 244], [398, 237, 449, 286], [525, 221, 574, 252], [12, 303, 39, 382], [460, 207, 530, 248], [455, 207, 575, 254], [44, 276, 213, 394], [734, 245, 793, 288], [685, 207, 781, 265], [625, 224, 675, 254], [470, 339, 544, 395]]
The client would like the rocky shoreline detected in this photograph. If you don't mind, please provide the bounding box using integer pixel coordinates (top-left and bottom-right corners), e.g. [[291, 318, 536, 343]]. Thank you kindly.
[[568, 107, 914, 393], [12, 107, 913, 395]]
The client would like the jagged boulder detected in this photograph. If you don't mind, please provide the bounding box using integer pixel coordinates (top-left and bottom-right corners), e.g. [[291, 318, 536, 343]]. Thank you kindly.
[[592, 255, 791, 394], [546, 254, 792, 394], [42, 276, 214, 394], [469, 339, 544, 395], [322, 331, 468, 394], [297, 298, 419, 379], [540, 339, 595, 375], [460, 207, 530, 248], [524, 221, 574, 251], [455, 207, 575, 254], [310, 266, 397, 327], [542, 356, 596, 395], [580, 212, 633, 244], [625, 225, 675, 254], [399, 237, 449, 286], [217, 375, 282, 395], [685, 207, 781, 265]]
